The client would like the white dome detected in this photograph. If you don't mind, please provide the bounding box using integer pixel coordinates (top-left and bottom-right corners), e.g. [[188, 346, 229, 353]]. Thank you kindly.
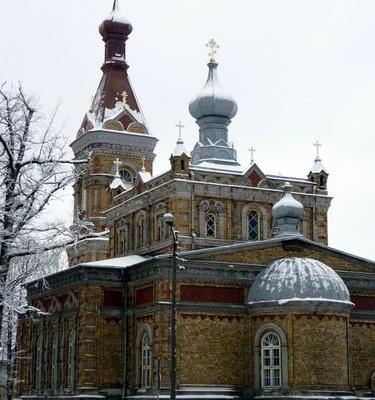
[[247, 257, 352, 307], [189, 62, 238, 120]]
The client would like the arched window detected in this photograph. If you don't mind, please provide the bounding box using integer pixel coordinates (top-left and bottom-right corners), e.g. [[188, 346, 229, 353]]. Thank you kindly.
[[35, 335, 43, 391], [140, 332, 152, 388], [180, 159, 185, 171], [248, 211, 259, 241], [205, 213, 216, 238], [51, 333, 59, 392], [157, 215, 164, 242], [67, 331, 75, 389], [120, 168, 134, 187], [261, 332, 281, 388]]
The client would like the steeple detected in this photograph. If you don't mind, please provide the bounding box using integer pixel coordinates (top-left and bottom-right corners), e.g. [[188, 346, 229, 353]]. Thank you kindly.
[[189, 40, 239, 166], [77, 0, 148, 136], [308, 141, 329, 191]]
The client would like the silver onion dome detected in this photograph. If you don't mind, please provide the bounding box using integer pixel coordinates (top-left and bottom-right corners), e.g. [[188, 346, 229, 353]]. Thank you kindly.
[[189, 61, 238, 120]]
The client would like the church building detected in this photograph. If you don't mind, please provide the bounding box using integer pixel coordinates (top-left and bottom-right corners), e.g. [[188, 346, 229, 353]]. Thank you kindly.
[[16, 2, 375, 399]]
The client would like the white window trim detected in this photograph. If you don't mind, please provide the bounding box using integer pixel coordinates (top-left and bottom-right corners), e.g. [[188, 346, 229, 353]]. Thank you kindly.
[[254, 323, 288, 390], [261, 332, 281, 388]]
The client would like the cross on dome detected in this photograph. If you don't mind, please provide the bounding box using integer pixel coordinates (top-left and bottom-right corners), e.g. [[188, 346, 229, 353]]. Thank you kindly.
[[206, 39, 220, 63], [249, 146, 256, 164], [313, 140, 322, 159], [113, 158, 122, 176]]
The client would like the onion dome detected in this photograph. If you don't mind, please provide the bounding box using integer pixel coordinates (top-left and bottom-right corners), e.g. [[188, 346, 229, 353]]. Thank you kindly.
[[189, 61, 238, 120], [272, 182, 304, 237], [247, 257, 353, 310], [99, 0, 133, 39]]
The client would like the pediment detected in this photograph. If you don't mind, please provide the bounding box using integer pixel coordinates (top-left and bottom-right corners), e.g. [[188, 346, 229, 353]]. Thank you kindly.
[[243, 163, 267, 187], [183, 237, 375, 274]]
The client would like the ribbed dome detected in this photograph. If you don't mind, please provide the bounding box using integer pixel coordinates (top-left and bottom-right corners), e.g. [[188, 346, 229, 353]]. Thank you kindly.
[[247, 258, 352, 306], [99, 0, 133, 38], [189, 62, 238, 120], [272, 182, 304, 221]]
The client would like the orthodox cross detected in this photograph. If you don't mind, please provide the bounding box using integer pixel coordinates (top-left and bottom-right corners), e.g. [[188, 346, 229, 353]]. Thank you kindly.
[[113, 158, 122, 176], [249, 146, 256, 164], [313, 140, 322, 158], [206, 39, 219, 62], [121, 91, 128, 106], [175, 120, 185, 140]]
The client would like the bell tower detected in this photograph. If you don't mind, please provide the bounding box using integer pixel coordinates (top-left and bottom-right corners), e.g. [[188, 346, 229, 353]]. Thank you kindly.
[[67, 0, 158, 266]]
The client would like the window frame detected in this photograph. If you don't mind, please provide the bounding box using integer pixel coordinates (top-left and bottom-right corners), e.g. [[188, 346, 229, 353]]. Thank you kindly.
[[254, 324, 288, 390], [140, 332, 152, 388], [205, 213, 217, 238], [261, 332, 281, 388], [248, 210, 260, 241]]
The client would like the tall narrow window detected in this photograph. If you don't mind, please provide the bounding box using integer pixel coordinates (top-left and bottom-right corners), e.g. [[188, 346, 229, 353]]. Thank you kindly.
[[137, 218, 145, 248], [141, 332, 152, 388], [248, 211, 259, 241], [67, 331, 75, 389], [36, 335, 43, 391], [157, 216, 164, 242], [261, 332, 281, 388], [51, 333, 59, 392], [205, 213, 216, 238], [118, 227, 128, 255]]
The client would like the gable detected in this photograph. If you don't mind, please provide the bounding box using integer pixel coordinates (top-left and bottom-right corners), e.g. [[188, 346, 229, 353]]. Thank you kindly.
[[210, 244, 373, 273]]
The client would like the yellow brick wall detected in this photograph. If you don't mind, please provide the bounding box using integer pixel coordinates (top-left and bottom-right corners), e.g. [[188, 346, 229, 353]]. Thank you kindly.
[[98, 318, 123, 388], [351, 322, 375, 389], [291, 315, 349, 389], [177, 313, 248, 386]]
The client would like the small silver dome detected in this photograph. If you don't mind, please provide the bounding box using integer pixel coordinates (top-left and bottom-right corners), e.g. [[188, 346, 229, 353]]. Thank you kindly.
[[272, 182, 304, 238], [247, 257, 352, 306], [272, 182, 304, 221], [189, 62, 238, 120]]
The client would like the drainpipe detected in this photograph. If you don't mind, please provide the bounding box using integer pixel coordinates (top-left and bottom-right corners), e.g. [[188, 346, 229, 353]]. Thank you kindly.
[[190, 172, 195, 249], [312, 184, 317, 241], [121, 269, 128, 399]]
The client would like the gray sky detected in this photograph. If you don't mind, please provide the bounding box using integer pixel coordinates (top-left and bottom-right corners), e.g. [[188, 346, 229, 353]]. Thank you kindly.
[[1, 0, 374, 259]]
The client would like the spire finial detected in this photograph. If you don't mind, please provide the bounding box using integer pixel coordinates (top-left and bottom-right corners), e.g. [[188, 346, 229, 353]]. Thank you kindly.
[[141, 156, 146, 172], [175, 120, 185, 143], [113, 158, 122, 177], [249, 146, 256, 164], [206, 39, 220, 63], [313, 140, 322, 160]]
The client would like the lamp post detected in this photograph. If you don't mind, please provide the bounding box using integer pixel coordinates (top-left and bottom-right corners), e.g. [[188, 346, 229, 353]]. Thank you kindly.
[[163, 213, 178, 400]]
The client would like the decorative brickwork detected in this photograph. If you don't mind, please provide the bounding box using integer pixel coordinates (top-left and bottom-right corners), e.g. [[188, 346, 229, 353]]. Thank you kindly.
[[178, 313, 248, 386], [180, 284, 244, 304], [351, 321, 375, 389]]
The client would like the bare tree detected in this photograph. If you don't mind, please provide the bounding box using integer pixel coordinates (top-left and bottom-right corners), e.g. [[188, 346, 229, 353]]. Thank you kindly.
[[0, 83, 89, 398]]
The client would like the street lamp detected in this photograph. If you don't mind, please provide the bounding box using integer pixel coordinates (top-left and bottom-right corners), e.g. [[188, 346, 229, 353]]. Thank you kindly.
[[163, 213, 178, 400]]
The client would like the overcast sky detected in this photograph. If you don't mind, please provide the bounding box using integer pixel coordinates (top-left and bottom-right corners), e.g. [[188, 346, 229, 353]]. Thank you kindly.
[[1, 0, 374, 260]]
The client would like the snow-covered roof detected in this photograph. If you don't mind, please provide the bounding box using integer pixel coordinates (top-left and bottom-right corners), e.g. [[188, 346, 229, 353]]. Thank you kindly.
[[81, 255, 148, 268], [310, 157, 328, 174], [247, 257, 352, 307], [138, 170, 152, 183], [173, 138, 188, 157], [190, 160, 245, 174], [109, 176, 126, 190]]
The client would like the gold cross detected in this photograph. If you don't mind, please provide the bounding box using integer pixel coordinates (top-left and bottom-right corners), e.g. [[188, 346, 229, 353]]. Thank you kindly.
[[206, 39, 220, 62], [175, 120, 185, 140], [249, 146, 256, 164], [113, 158, 122, 176], [313, 140, 322, 158], [121, 91, 128, 106]]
